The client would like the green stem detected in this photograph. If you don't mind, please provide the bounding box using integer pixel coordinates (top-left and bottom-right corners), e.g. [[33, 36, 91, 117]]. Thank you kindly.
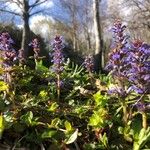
[[142, 112, 147, 129], [89, 71, 94, 84], [122, 103, 128, 125], [57, 74, 60, 101]]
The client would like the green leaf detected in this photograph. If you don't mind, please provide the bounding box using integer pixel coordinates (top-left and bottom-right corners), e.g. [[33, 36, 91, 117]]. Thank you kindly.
[[65, 129, 78, 144], [0, 81, 8, 91], [39, 90, 48, 98], [138, 128, 146, 141], [100, 133, 108, 148], [0, 114, 4, 139], [115, 106, 123, 116], [88, 109, 108, 128], [89, 113, 100, 126], [35, 60, 48, 71], [133, 127, 150, 150], [70, 63, 84, 77], [47, 102, 59, 112], [0, 98, 5, 111], [118, 126, 124, 134], [139, 128, 150, 146], [51, 118, 61, 128], [13, 123, 25, 133], [93, 92, 108, 107], [20, 111, 34, 125], [65, 121, 72, 132], [41, 129, 57, 139], [0, 68, 4, 74]]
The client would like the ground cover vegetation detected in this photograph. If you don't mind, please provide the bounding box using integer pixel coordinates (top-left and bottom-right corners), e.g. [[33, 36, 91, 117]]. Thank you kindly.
[[0, 20, 149, 150]]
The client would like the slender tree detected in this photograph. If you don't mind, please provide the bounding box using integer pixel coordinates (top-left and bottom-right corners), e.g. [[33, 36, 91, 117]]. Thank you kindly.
[[0, 0, 51, 57], [59, 0, 80, 51], [121, 0, 150, 41], [93, 0, 103, 72]]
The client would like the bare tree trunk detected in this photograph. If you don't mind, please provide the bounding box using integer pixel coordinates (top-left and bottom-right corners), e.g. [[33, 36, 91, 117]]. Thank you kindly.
[[73, 32, 77, 50], [21, 0, 30, 57], [72, 0, 78, 51], [86, 30, 91, 51], [93, 0, 103, 72]]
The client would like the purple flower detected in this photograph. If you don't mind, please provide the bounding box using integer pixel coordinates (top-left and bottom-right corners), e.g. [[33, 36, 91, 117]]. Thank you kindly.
[[135, 102, 146, 112], [106, 20, 150, 100], [128, 40, 150, 94], [18, 49, 25, 64], [84, 55, 94, 73], [29, 38, 40, 49], [0, 32, 14, 51], [112, 53, 120, 60], [106, 21, 132, 101], [108, 86, 128, 98], [111, 20, 128, 45], [130, 85, 144, 94], [105, 20, 130, 76], [29, 38, 40, 59], [51, 36, 64, 74], [0, 32, 17, 68], [3, 50, 17, 66]]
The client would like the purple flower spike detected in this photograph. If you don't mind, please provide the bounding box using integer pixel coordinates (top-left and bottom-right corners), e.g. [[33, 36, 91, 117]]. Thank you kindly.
[[51, 36, 64, 74], [0, 32, 14, 51], [29, 38, 40, 52], [84, 55, 94, 73], [0, 32, 16, 68], [29, 38, 40, 59], [111, 20, 128, 46], [135, 102, 146, 112], [128, 39, 150, 94]]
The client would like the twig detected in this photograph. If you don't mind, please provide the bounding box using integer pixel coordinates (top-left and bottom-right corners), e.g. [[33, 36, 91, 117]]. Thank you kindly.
[[11, 135, 27, 150], [74, 140, 80, 150]]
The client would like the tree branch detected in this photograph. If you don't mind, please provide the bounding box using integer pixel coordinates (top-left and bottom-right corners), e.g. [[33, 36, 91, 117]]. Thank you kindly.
[[30, 0, 48, 8], [11, 0, 23, 9], [0, 8, 21, 16], [30, 9, 44, 16]]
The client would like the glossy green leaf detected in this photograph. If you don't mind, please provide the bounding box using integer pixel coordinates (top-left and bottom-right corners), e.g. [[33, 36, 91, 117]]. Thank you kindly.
[[20, 111, 33, 125], [47, 102, 59, 112], [88, 108, 108, 128], [65, 121, 72, 131], [0, 81, 8, 91], [65, 129, 78, 144], [41, 129, 57, 139], [51, 118, 61, 128], [35, 60, 48, 71], [0, 114, 4, 139], [93, 92, 108, 107], [39, 90, 48, 98]]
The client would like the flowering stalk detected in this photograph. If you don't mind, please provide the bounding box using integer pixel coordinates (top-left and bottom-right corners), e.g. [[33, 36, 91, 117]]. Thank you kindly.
[[106, 20, 150, 128], [0, 32, 17, 84], [106, 20, 130, 124], [18, 49, 25, 66], [0, 32, 17, 110], [142, 112, 147, 129], [122, 101, 128, 124], [84, 54, 94, 77], [128, 40, 150, 129], [51, 36, 64, 101], [0, 32, 14, 51], [57, 74, 61, 101], [29, 38, 40, 60]]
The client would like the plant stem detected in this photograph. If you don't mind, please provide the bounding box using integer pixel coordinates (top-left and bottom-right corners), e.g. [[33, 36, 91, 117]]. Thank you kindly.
[[122, 103, 128, 125], [142, 111, 147, 129], [57, 74, 60, 101]]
